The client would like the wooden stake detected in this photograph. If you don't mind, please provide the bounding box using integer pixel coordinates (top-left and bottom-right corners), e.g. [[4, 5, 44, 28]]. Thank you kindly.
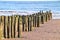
[[11, 16, 15, 38], [25, 16, 28, 31], [15, 15, 18, 38], [8, 16, 12, 38], [5, 16, 8, 38], [18, 16, 22, 37]]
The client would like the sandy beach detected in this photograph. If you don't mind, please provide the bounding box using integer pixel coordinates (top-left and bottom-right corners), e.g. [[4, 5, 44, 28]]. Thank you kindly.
[[3, 19, 60, 40]]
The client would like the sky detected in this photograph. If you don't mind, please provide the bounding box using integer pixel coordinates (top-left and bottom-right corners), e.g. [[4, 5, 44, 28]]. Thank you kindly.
[[0, 0, 59, 1]]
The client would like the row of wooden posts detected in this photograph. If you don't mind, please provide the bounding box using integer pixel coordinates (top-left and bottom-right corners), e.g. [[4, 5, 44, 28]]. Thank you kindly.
[[0, 11, 52, 40]]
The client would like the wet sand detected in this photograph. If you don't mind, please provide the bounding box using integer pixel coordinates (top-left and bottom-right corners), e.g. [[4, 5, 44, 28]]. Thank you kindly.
[[3, 19, 60, 40]]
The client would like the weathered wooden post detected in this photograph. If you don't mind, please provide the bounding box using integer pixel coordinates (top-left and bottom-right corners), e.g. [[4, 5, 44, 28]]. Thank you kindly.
[[34, 14, 37, 27], [43, 12, 47, 22], [46, 11, 49, 21], [0, 21, 3, 40], [51, 12, 52, 20], [22, 15, 28, 32], [7, 16, 9, 38], [36, 13, 40, 27], [31, 15, 34, 30], [41, 11, 44, 24], [38, 11, 41, 26], [47, 11, 50, 20], [22, 15, 26, 32], [2, 16, 5, 39], [25, 15, 28, 31], [28, 15, 30, 31], [12, 15, 16, 38], [0, 16, 4, 40], [38, 12, 41, 27], [48, 12, 50, 20], [44, 12, 47, 23], [32, 14, 35, 27], [35, 13, 38, 27], [8, 16, 12, 38], [45, 13, 47, 22], [32, 14, 35, 28], [28, 15, 33, 31], [49, 10, 52, 20], [18, 15, 22, 37], [35, 13, 37, 27], [48, 10, 51, 20], [37, 12, 41, 27], [43, 12, 45, 23], [15, 15, 19, 38], [11, 15, 15, 38], [4, 16, 9, 38], [49, 12, 51, 20], [0, 16, 1, 23]]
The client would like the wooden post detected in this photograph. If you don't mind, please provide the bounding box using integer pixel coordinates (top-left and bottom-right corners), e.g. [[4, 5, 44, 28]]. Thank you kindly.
[[43, 13, 45, 23], [7, 16, 9, 38], [25, 15, 28, 31], [15, 15, 19, 38], [47, 11, 49, 21], [47, 11, 49, 20], [49, 10, 52, 20], [0, 21, 3, 40], [44, 13, 46, 22], [13, 16, 15, 38], [49, 12, 51, 20], [0, 16, 4, 40], [22, 15, 26, 32], [28, 16, 29, 31], [44, 13, 47, 22], [28, 15, 32, 31], [11, 15, 15, 38], [41, 11, 44, 24], [32, 14, 34, 28], [28, 15, 31, 31], [48, 13, 50, 20], [35, 13, 37, 27], [0, 16, 1, 23], [3, 16, 8, 38], [50, 13, 52, 20], [46, 13, 48, 22], [2, 16, 5, 39], [37, 13, 39, 27], [8, 16, 12, 38], [47, 13, 48, 21], [38, 11, 41, 26], [31, 15, 34, 30], [33, 14, 35, 27], [18, 16, 22, 38], [51, 13, 52, 20], [34, 14, 36, 27]]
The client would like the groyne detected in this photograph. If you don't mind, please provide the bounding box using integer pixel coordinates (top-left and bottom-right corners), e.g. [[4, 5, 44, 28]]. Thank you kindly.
[[0, 10, 52, 40]]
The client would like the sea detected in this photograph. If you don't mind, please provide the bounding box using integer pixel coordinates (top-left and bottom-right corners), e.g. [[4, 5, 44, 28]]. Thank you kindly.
[[0, 1, 60, 19]]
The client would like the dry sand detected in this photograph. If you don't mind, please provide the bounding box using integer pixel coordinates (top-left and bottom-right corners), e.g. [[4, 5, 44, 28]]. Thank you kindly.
[[3, 19, 60, 40]]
